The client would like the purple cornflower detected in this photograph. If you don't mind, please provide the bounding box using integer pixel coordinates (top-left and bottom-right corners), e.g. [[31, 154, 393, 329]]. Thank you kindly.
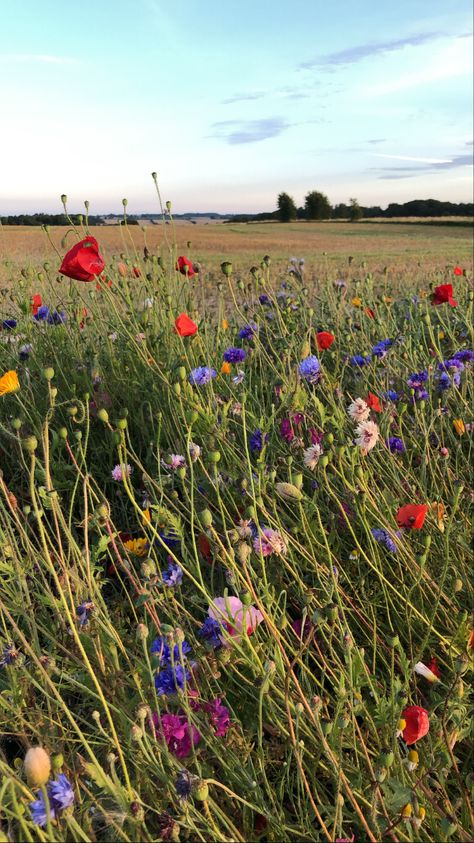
[[198, 617, 222, 649], [407, 371, 428, 389], [223, 347, 246, 363], [250, 428, 268, 453], [151, 637, 192, 665], [453, 349, 474, 363], [19, 343, 33, 361], [438, 358, 464, 373], [371, 527, 398, 553], [162, 562, 183, 587], [372, 339, 393, 358], [349, 354, 371, 367], [48, 775, 75, 811], [189, 366, 216, 386], [259, 294, 271, 305], [387, 436, 405, 453], [29, 791, 55, 826], [299, 355, 321, 383], [0, 643, 19, 668], [76, 601, 94, 628], [34, 305, 50, 321], [239, 322, 258, 340], [413, 388, 429, 401], [384, 390, 400, 402], [205, 698, 231, 736], [2, 319, 17, 330], [155, 664, 191, 695], [157, 528, 180, 549], [47, 310, 66, 325], [175, 770, 195, 800]]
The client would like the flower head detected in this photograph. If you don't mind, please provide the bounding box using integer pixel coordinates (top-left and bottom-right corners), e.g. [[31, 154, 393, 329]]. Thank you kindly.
[[198, 616, 223, 649], [189, 442, 201, 462], [372, 339, 393, 358], [189, 366, 216, 386], [208, 596, 263, 645], [29, 791, 55, 827], [366, 392, 382, 413], [316, 331, 335, 350], [349, 354, 371, 367], [162, 562, 183, 587], [48, 774, 75, 811], [250, 428, 268, 453], [453, 349, 474, 363], [453, 265, 463, 276], [239, 322, 258, 340], [155, 664, 191, 695], [431, 284, 457, 307], [60, 236, 105, 282], [176, 256, 196, 277], [299, 355, 321, 383], [407, 371, 428, 389], [223, 347, 246, 363], [0, 370, 20, 396], [371, 527, 398, 553], [76, 601, 94, 628], [156, 712, 201, 758], [303, 443, 323, 470], [175, 313, 198, 337], [253, 528, 287, 557], [354, 420, 379, 455], [204, 698, 231, 736], [111, 463, 132, 481], [414, 661, 440, 683], [401, 705, 429, 745], [387, 436, 405, 453], [348, 397, 370, 423], [396, 504, 428, 530]]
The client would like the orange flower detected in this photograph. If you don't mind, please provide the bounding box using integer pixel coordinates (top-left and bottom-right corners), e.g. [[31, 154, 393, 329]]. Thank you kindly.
[[221, 362, 231, 375], [365, 392, 382, 413], [222, 318, 229, 330], [0, 371, 20, 396], [351, 297, 362, 307], [453, 418, 465, 436]]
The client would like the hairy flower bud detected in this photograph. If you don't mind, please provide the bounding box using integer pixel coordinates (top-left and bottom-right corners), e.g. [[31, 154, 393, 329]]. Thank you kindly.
[[24, 747, 51, 787]]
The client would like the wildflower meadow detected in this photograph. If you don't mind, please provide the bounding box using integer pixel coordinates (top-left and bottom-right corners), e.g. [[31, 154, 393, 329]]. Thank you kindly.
[[0, 186, 472, 843]]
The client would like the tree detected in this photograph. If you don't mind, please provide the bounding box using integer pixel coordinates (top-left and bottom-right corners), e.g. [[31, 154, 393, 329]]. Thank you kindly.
[[333, 203, 350, 219], [277, 192, 297, 222], [349, 198, 363, 222], [304, 190, 332, 220]]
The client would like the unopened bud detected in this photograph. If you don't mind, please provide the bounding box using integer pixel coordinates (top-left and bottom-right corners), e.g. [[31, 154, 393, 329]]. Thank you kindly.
[[24, 747, 51, 787]]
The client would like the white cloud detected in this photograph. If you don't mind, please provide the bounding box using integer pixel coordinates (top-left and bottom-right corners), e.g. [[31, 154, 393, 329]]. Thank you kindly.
[[373, 154, 453, 163], [0, 53, 79, 65]]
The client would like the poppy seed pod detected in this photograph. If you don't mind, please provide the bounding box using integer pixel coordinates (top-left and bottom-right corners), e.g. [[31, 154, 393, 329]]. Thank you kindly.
[[24, 746, 51, 787]]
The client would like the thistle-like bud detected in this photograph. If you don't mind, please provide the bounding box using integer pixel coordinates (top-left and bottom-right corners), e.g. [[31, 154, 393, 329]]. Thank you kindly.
[[24, 747, 51, 787], [221, 261, 233, 277], [275, 482, 303, 501], [192, 779, 209, 801]]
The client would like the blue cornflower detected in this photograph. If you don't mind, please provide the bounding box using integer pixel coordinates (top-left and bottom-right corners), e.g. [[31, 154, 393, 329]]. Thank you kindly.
[[238, 322, 258, 340], [157, 528, 181, 549], [250, 428, 268, 453], [2, 319, 17, 330], [162, 562, 183, 587], [155, 663, 190, 695], [175, 770, 194, 800], [223, 347, 246, 363], [259, 294, 271, 305], [76, 601, 94, 628], [0, 642, 19, 668], [19, 343, 33, 361], [29, 791, 55, 827], [407, 371, 428, 388], [349, 354, 371, 367], [453, 349, 474, 363], [438, 372, 452, 391], [438, 358, 464, 373], [48, 775, 75, 811], [384, 390, 400, 402], [189, 366, 216, 386], [151, 637, 192, 665], [34, 305, 50, 321], [371, 527, 398, 553], [413, 388, 429, 402], [198, 617, 222, 649], [387, 437, 405, 453], [372, 339, 393, 358], [299, 355, 321, 383], [47, 310, 66, 325]]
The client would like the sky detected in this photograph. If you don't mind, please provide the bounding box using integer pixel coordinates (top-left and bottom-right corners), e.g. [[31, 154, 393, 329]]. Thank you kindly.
[[0, 0, 473, 213]]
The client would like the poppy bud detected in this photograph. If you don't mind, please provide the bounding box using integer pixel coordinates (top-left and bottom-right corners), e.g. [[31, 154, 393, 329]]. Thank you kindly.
[[61, 194, 67, 205], [321, 720, 332, 736], [24, 746, 51, 787], [58, 427, 68, 440], [325, 604, 338, 622], [51, 753, 64, 771], [192, 780, 209, 801], [23, 436, 38, 453], [378, 750, 394, 768], [43, 367, 55, 381], [375, 766, 387, 782], [98, 408, 109, 423], [221, 261, 233, 277], [275, 482, 303, 501], [208, 451, 221, 463], [199, 509, 213, 528]]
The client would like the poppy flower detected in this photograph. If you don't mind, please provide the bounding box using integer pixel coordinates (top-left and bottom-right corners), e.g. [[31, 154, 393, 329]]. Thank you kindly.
[[453, 266, 463, 276], [453, 418, 465, 436], [31, 294, 42, 316], [364, 307, 376, 319], [132, 266, 141, 278], [0, 371, 20, 396], [59, 236, 105, 282], [431, 284, 457, 307], [365, 392, 382, 412], [316, 331, 335, 350], [426, 657, 441, 679], [174, 313, 198, 337], [401, 705, 429, 745], [176, 256, 195, 278], [396, 504, 428, 529]]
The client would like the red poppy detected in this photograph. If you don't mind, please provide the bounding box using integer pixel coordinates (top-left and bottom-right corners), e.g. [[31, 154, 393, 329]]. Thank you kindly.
[[59, 236, 105, 282], [396, 504, 428, 529], [401, 705, 429, 745], [431, 284, 457, 307], [175, 313, 198, 337], [197, 533, 212, 562], [366, 392, 382, 412], [364, 307, 375, 319], [426, 657, 441, 678], [132, 266, 141, 278], [176, 256, 196, 278], [95, 277, 113, 291], [316, 331, 335, 350], [31, 294, 42, 316], [453, 266, 463, 276]]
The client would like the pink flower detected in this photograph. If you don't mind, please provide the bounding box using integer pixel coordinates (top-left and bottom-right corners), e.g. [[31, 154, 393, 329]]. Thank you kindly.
[[111, 463, 132, 481], [154, 712, 201, 758], [162, 454, 186, 471], [208, 596, 263, 645], [204, 698, 231, 736], [354, 420, 379, 455], [348, 397, 370, 423], [253, 528, 287, 557]]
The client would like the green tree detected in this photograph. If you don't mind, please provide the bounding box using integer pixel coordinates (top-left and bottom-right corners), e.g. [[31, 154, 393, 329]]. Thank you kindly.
[[277, 192, 297, 222], [304, 190, 332, 220], [349, 197, 363, 222]]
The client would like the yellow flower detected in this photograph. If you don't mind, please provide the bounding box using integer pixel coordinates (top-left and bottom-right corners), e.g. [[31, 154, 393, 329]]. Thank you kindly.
[[453, 418, 465, 436], [419, 289, 428, 298], [438, 330, 445, 340], [142, 508, 151, 524], [401, 804, 412, 818], [351, 297, 362, 307], [222, 318, 229, 330], [124, 537, 149, 557], [0, 371, 20, 396], [221, 362, 231, 375], [383, 295, 393, 304]]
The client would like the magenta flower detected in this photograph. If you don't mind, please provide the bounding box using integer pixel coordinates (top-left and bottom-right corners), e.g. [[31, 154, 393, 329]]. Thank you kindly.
[[280, 418, 294, 442], [155, 712, 201, 758], [253, 528, 287, 557], [208, 596, 264, 645], [204, 698, 231, 736], [111, 463, 132, 481]]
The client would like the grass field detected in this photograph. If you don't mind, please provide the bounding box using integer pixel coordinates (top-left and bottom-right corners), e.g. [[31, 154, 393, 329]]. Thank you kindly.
[[0, 216, 472, 842]]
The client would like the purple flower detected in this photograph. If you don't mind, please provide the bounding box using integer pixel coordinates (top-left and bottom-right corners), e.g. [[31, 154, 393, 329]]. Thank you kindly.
[[29, 792, 55, 827], [387, 436, 405, 453], [76, 601, 94, 628], [250, 428, 268, 453], [157, 528, 180, 549], [189, 366, 216, 386], [2, 319, 17, 330], [175, 770, 194, 800], [156, 713, 201, 758], [198, 617, 222, 649], [205, 698, 231, 736], [48, 775, 75, 811], [151, 637, 192, 665], [162, 562, 183, 587], [407, 371, 428, 388], [155, 664, 190, 695], [47, 310, 66, 325], [19, 343, 33, 361], [453, 349, 474, 363], [223, 347, 246, 363], [371, 527, 398, 553], [280, 418, 294, 442], [34, 305, 50, 321], [350, 354, 371, 367], [372, 339, 393, 358], [0, 643, 19, 668], [413, 388, 429, 401], [239, 322, 258, 340], [384, 390, 400, 402], [438, 358, 464, 373], [259, 294, 271, 305], [299, 355, 321, 383]]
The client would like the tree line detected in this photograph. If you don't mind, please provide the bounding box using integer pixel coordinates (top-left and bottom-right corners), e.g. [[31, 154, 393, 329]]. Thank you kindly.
[[229, 193, 474, 223], [1, 213, 104, 226]]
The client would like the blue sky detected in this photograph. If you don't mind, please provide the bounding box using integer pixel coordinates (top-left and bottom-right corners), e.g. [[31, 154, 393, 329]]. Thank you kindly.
[[1, 0, 472, 213]]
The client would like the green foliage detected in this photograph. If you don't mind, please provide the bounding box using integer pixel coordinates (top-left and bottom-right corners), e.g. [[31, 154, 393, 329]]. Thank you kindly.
[[277, 191, 297, 222], [304, 190, 332, 220]]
